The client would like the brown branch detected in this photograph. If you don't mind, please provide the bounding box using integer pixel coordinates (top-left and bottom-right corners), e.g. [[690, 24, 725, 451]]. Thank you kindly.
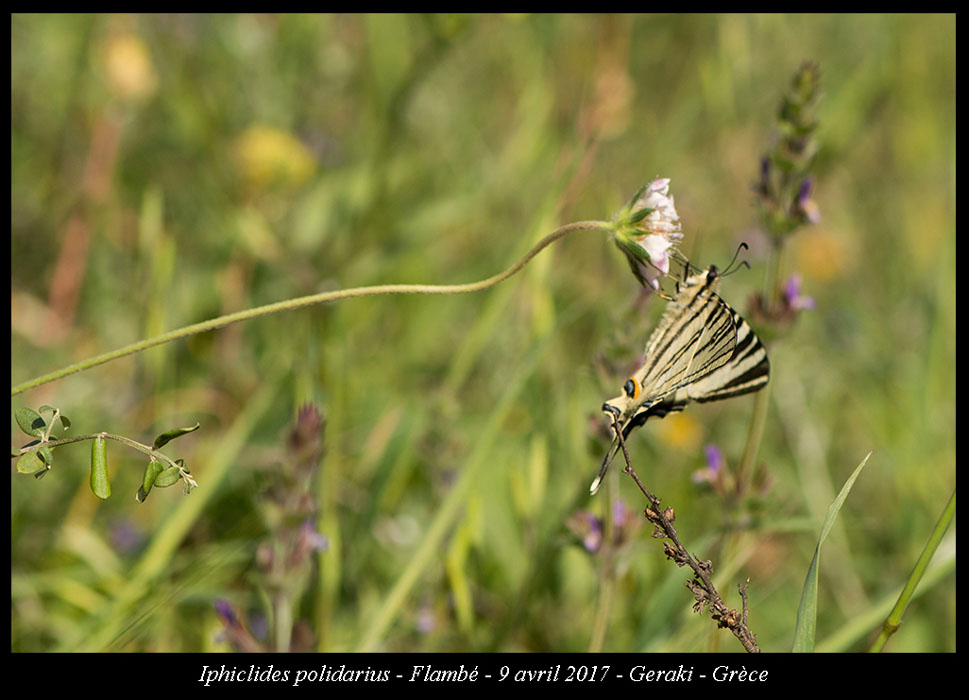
[[610, 414, 761, 653]]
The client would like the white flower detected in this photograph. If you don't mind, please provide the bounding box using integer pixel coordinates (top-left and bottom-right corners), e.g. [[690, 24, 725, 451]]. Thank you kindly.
[[614, 178, 684, 289]]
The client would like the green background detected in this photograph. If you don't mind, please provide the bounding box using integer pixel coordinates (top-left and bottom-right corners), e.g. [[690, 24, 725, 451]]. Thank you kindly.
[[11, 14, 954, 652]]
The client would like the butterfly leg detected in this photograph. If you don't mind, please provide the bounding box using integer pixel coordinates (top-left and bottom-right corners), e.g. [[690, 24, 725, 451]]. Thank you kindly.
[[610, 411, 636, 477], [608, 410, 656, 502]]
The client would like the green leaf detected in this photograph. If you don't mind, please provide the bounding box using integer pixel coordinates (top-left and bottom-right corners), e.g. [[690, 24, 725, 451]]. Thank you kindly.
[[626, 205, 655, 225], [136, 460, 164, 503], [625, 181, 649, 209], [90, 435, 111, 500], [153, 466, 183, 488], [16, 450, 47, 475], [15, 408, 46, 438], [152, 422, 200, 450], [38, 445, 53, 466], [792, 451, 872, 652]]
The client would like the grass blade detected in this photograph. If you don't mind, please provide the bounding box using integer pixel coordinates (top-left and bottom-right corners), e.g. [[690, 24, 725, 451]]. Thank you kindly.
[[868, 489, 955, 652], [791, 450, 872, 652]]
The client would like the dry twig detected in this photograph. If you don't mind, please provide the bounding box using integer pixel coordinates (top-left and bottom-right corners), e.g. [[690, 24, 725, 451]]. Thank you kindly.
[[610, 413, 760, 653]]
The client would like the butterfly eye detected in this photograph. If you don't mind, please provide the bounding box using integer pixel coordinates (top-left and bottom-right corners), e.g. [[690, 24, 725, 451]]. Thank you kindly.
[[623, 378, 641, 400]]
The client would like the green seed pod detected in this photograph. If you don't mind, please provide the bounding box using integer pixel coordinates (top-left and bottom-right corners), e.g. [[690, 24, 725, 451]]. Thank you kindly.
[[136, 460, 164, 503], [90, 435, 111, 500]]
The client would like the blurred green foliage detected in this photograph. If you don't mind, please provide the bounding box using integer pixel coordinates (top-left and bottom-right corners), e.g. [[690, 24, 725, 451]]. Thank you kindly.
[[11, 13, 954, 652]]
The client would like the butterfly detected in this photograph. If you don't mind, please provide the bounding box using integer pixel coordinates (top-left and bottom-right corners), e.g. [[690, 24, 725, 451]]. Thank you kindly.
[[591, 265, 770, 494]]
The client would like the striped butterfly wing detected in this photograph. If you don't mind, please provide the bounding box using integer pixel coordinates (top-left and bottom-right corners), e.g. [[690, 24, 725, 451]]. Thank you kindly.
[[633, 270, 737, 403], [682, 306, 770, 403], [634, 307, 771, 425], [591, 266, 769, 493]]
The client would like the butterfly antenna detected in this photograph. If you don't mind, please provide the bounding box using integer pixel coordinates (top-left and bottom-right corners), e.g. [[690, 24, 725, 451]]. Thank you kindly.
[[722, 242, 751, 277]]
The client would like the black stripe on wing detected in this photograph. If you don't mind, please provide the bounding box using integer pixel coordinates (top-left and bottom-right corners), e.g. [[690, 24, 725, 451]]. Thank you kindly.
[[637, 284, 737, 402], [686, 311, 770, 403], [621, 394, 689, 438]]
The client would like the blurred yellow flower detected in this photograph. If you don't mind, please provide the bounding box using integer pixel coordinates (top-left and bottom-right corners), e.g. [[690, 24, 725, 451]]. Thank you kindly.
[[792, 228, 850, 282], [233, 125, 317, 193], [656, 412, 702, 452], [102, 34, 157, 101]]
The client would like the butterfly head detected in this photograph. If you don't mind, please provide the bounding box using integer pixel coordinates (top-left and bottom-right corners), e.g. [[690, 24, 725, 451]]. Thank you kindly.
[[602, 372, 653, 426]]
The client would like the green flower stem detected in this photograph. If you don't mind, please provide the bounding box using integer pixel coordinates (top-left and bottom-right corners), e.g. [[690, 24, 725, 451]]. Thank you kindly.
[[762, 238, 784, 308], [273, 558, 294, 653], [736, 384, 771, 497], [11, 221, 609, 396], [868, 490, 956, 652], [736, 239, 782, 493]]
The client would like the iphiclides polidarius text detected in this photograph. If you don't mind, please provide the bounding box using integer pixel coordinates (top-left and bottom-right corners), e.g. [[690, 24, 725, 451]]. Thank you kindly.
[[591, 265, 770, 494]]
